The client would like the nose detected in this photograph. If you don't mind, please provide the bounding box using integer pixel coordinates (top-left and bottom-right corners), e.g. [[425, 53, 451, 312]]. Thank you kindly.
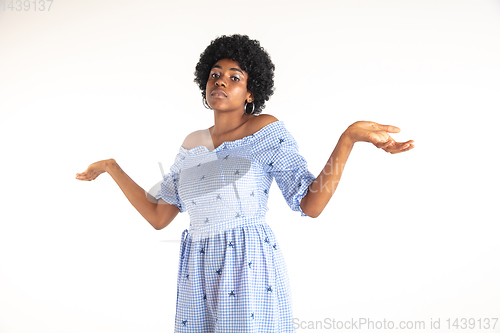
[[215, 76, 227, 87]]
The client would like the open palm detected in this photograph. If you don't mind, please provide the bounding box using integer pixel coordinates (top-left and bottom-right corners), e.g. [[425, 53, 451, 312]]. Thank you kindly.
[[75, 159, 109, 181], [346, 121, 414, 154]]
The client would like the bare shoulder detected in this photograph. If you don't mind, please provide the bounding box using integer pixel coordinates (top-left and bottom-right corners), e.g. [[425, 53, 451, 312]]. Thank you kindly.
[[250, 114, 279, 132], [182, 115, 280, 149], [181, 129, 208, 150]]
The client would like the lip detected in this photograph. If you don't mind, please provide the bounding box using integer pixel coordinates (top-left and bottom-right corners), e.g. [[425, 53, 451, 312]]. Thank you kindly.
[[210, 89, 227, 98]]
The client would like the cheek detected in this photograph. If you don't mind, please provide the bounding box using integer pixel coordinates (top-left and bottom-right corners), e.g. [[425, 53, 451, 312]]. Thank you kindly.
[[235, 89, 249, 101], [235, 83, 249, 95], [205, 82, 214, 96]]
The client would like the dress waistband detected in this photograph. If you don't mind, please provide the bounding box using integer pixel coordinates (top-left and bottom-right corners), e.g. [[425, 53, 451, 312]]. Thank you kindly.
[[185, 214, 267, 242]]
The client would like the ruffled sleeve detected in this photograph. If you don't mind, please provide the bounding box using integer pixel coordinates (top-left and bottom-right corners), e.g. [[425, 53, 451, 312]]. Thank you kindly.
[[155, 149, 185, 213], [255, 121, 316, 217]]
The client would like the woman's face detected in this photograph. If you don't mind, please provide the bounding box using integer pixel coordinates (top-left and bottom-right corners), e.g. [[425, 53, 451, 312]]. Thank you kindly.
[[205, 58, 253, 112]]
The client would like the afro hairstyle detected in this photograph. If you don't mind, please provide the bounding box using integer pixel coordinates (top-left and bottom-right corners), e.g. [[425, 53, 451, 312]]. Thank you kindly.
[[194, 34, 275, 115]]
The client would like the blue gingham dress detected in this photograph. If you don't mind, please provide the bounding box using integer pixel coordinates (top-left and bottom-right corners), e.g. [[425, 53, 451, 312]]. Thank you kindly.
[[155, 120, 316, 332]]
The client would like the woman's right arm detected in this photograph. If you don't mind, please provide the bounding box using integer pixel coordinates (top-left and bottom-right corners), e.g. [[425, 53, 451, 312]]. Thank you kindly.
[[76, 159, 179, 230]]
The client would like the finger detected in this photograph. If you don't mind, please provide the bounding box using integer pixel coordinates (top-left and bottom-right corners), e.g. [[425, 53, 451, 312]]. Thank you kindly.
[[382, 142, 406, 153], [377, 123, 401, 133], [76, 173, 92, 181], [377, 141, 392, 149], [390, 143, 415, 154], [388, 140, 414, 149], [376, 138, 395, 149]]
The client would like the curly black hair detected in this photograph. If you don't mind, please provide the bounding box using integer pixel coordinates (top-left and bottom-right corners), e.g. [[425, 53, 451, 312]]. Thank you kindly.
[[194, 34, 275, 115]]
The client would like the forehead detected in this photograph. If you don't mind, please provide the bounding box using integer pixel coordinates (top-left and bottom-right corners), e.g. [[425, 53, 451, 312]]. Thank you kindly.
[[212, 58, 243, 70]]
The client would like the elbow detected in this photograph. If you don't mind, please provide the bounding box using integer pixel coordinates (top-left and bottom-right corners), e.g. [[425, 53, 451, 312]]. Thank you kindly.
[[310, 213, 321, 219], [301, 205, 321, 218], [305, 209, 321, 218], [153, 219, 171, 230], [300, 196, 322, 218], [151, 202, 179, 230], [148, 214, 169, 230], [149, 219, 163, 230], [152, 213, 177, 230]]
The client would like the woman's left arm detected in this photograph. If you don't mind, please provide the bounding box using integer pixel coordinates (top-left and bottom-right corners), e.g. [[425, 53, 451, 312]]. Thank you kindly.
[[300, 121, 415, 218]]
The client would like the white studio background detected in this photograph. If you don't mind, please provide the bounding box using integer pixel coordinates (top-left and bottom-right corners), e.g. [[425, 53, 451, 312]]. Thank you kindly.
[[1, 1, 499, 332]]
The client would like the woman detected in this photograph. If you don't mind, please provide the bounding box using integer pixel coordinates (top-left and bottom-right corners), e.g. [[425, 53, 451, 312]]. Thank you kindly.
[[76, 34, 414, 332]]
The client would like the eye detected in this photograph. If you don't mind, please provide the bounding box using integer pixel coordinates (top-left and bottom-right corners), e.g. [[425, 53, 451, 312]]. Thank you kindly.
[[231, 76, 240, 82], [210, 72, 220, 79]]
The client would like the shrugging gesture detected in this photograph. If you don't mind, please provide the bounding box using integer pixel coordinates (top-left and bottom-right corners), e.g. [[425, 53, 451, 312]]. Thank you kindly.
[[75, 160, 109, 181], [345, 121, 414, 154], [300, 120, 414, 218]]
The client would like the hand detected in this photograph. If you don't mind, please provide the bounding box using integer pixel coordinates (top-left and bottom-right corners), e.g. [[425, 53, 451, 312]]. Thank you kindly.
[[75, 159, 113, 181], [345, 121, 414, 154]]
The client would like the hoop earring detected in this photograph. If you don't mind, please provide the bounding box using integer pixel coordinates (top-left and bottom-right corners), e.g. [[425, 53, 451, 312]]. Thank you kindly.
[[245, 101, 255, 115], [203, 96, 212, 109]]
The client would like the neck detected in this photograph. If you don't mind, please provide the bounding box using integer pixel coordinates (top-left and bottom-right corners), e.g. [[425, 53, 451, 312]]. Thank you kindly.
[[210, 109, 252, 137]]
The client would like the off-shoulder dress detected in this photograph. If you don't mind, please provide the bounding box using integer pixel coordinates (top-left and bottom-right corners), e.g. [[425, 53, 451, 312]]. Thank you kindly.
[[155, 120, 316, 332]]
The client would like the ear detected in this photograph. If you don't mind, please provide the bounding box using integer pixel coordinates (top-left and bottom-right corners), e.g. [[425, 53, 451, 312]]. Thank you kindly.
[[246, 91, 254, 103]]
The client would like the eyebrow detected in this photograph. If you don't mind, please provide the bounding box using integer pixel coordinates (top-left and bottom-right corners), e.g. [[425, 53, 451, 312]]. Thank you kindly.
[[212, 65, 244, 75]]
